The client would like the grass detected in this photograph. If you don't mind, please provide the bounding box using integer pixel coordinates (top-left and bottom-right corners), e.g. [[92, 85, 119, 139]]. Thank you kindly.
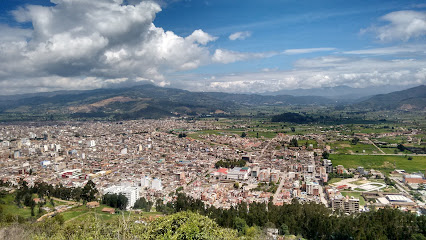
[[328, 178, 344, 185], [341, 192, 366, 206], [329, 154, 426, 173], [330, 141, 379, 154], [0, 194, 32, 218], [61, 204, 163, 224]]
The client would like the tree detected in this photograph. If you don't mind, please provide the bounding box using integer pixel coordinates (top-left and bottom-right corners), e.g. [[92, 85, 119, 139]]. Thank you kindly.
[[117, 193, 128, 210], [31, 205, 35, 216], [178, 133, 187, 138], [397, 144, 406, 152], [281, 223, 290, 235], [291, 127, 295, 132], [81, 180, 98, 202], [289, 138, 298, 147], [241, 132, 247, 138], [322, 151, 329, 159], [233, 217, 248, 235], [351, 137, 360, 145]]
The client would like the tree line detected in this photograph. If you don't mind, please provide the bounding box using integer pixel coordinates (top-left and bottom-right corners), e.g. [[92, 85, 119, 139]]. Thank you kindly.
[[155, 193, 426, 240], [14, 179, 98, 205], [102, 193, 128, 210]]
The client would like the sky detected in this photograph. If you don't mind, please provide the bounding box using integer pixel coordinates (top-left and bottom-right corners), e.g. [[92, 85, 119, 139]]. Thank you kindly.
[[0, 0, 425, 95]]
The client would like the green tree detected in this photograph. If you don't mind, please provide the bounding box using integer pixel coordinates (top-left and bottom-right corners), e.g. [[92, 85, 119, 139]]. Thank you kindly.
[[81, 180, 98, 202], [241, 132, 247, 138], [322, 151, 329, 159], [233, 217, 248, 235], [280, 223, 290, 235], [289, 138, 298, 147]]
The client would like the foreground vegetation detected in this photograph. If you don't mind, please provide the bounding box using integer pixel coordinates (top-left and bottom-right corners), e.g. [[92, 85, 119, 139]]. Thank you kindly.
[[1, 193, 425, 240]]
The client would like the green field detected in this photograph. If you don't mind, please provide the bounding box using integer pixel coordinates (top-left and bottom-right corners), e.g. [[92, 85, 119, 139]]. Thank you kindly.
[[329, 154, 426, 173], [329, 141, 380, 154]]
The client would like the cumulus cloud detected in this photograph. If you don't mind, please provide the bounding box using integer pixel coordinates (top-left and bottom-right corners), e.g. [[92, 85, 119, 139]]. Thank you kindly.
[[0, 0, 224, 94], [229, 31, 252, 40], [364, 10, 426, 42], [0, 24, 32, 43], [186, 29, 217, 45]]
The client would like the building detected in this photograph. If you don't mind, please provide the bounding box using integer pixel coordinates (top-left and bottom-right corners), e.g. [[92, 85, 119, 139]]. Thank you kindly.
[[345, 198, 359, 214], [152, 178, 163, 191], [306, 182, 320, 196], [403, 174, 426, 184], [336, 165, 344, 174], [103, 185, 140, 209], [323, 159, 333, 173], [331, 195, 359, 214]]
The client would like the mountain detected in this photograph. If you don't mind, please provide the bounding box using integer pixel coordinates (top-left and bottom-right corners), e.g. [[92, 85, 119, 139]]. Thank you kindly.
[[204, 92, 334, 105], [0, 84, 335, 121], [262, 85, 416, 101], [355, 85, 426, 111]]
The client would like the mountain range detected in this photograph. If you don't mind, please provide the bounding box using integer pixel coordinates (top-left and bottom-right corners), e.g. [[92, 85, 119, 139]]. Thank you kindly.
[[0, 84, 424, 121], [261, 85, 419, 100]]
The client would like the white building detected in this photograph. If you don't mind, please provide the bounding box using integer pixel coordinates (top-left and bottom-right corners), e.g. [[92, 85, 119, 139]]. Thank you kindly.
[[141, 176, 152, 188], [103, 185, 140, 209], [227, 167, 250, 180], [120, 148, 128, 155], [87, 140, 96, 147], [152, 178, 163, 191]]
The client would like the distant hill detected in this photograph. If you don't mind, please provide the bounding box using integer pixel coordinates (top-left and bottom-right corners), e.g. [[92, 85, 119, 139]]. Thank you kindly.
[[262, 85, 415, 101], [355, 85, 426, 111], [204, 92, 333, 105], [0, 84, 335, 121]]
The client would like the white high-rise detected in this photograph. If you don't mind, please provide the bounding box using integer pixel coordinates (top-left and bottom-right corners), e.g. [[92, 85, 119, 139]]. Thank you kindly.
[[103, 185, 140, 209]]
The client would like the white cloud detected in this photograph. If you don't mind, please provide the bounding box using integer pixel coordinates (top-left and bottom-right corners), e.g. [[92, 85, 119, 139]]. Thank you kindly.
[[343, 45, 426, 55], [171, 56, 426, 93], [0, 0, 282, 94], [0, 24, 32, 43], [364, 10, 426, 42], [186, 29, 217, 45], [229, 31, 252, 40], [0, 0, 223, 94], [212, 49, 276, 64], [283, 48, 336, 54]]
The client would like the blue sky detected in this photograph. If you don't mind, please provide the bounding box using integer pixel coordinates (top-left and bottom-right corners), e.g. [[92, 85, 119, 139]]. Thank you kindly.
[[0, 0, 425, 94]]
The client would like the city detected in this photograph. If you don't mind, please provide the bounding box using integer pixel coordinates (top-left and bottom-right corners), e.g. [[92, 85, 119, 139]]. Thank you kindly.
[[1, 119, 424, 218]]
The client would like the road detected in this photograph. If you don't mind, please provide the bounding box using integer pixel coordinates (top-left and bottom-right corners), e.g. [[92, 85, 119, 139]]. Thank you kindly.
[[366, 138, 385, 154], [390, 177, 410, 195], [272, 174, 285, 205]]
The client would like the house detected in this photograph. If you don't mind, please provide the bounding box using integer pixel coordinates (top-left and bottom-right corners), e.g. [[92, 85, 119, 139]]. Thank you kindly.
[[86, 201, 100, 208], [102, 207, 115, 214]]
